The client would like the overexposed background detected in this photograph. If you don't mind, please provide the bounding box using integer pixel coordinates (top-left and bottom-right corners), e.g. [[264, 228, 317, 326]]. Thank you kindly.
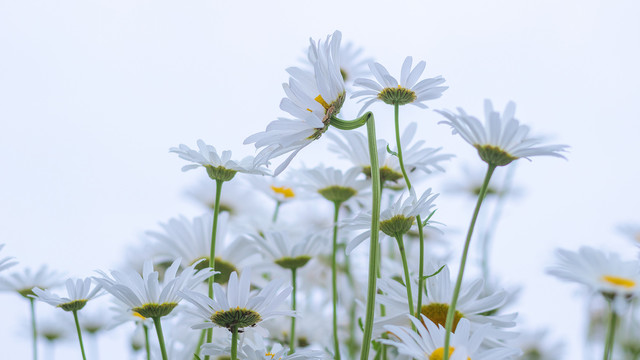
[[1, 0, 639, 358]]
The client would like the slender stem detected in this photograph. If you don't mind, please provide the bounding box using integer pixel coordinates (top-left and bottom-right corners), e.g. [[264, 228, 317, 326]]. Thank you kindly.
[[289, 268, 298, 354], [29, 298, 38, 360], [392, 103, 426, 315], [72, 310, 87, 360], [603, 299, 618, 360], [205, 179, 223, 360], [143, 324, 151, 360], [230, 325, 239, 360], [194, 329, 206, 359], [395, 235, 414, 317], [343, 247, 358, 359], [152, 317, 168, 360], [360, 113, 382, 360], [331, 201, 342, 360], [443, 163, 496, 360], [272, 201, 281, 223]]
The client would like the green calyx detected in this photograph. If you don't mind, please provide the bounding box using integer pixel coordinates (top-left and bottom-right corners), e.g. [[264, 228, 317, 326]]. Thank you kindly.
[[132, 302, 178, 318], [474, 144, 518, 167], [318, 185, 357, 203], [210, 307, 262, 330], [205, 165, 237, 182], [18, 288, 36, 298], [58, 299, 88, 312], [377, 86, 416, 106], [190, 257, 237, 284], [307, 93, 346, 140], [274, 256, 311, 270], [362, 165, 404, 184], [420, 303, 464, 332], [380, 215, 415, 238]]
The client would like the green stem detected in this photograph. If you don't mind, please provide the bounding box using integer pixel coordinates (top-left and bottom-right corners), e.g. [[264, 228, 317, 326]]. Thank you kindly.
[[143, 324, 151, 360], [152, 317, 168, 360], [392, 103, 426, 315], [443, 163, 496, 360], [289, 268, 297, 354], [395, 235, 414, 317], [231, 325, 239, 360], [331, 201, 342, 360], [29, 298, 38, 360], [72, 310, 87, 360], [193, 329, 205, 359], [205, 179, 223, 360], [343, 247, 358, 359], [603, 299, 618, 360], [272, 201, 281, 223]]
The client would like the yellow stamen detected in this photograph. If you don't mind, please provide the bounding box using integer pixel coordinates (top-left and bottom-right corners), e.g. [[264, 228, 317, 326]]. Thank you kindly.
[[132, 312, 146, 320], [314, 94, 330, 110], [265, 352, 276, 359], [429, 347, 470, 360], [270, 185, 295, 198], [602, 275, 636, 288]]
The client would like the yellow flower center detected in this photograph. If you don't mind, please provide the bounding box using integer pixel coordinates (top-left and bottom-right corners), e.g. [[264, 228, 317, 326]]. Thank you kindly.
[[132, 311, 146, 320], [270, 185, 295, 198], [265, 352, 275, 359], [429, 347, 471, 360], [602, 275, 636, 288], [420, 303, 464, 331]]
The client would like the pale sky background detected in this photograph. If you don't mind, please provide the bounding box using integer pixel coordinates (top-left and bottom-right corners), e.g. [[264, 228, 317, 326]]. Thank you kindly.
[[1, 0, 640, 358]]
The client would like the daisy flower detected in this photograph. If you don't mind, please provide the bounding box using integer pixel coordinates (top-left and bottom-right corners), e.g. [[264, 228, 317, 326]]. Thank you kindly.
[[436, 100, 568, 166], [245, 31, 346, 176], [0, 265, 64, 298], [95, 258, 216, 319], [170, 139, 271, 181], [352, 56, 447, 114], [244, 231, 325, 270], [295, 165, 368, 205], [248, 175, 300, 205], [344, 188, 438, 254], [381, 315, 520, 360], [306, 39, 370, 86], [547, 246, 640, 298], [0, 244, 17, 272], [32, 277, 102, 312], [180, 268, 293, 332]]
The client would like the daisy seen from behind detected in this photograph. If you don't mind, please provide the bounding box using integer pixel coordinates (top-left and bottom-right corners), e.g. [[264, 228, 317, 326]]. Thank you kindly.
[[245, 31, 346, 176]]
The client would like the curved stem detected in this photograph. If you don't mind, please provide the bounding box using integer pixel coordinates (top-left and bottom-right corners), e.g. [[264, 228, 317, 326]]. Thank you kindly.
[[443, 163, 496, 360], [29, 298, 38, 360], [152, 317, 168, 360], [289, 268, 298, 354], [143, 324, 151, 360], [72, 310, 87, 360], [193, 329, 205, 359], [205, 179, 223, 360], [603, 299, 618, 360], [272, 201, 281, 223], [230, 325, 239, 360], [331, 201, 342, 360], [395, 235, 414, 317]]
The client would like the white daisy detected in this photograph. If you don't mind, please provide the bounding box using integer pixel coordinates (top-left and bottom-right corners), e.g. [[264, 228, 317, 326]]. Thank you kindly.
[[95, 258, 216, 318], [547, 246, 640, 298], [170, 139, 271, 180], [180, 268, 293, 331], [352, 56, 447, 114], [32, 277, 103, 312], [237, 343, 326, 360], [295, 165, 368, 205], [0, 265, 64, 298], [344, 188, 438, 254], [245, 31, 346, 176], [0, 244, 17, 272], [436, 100, 568, 166], [243, 231, 325, 270], [381, 315, 520, 360], [248, 175, 300, 205], [306, 39, 370, 86]]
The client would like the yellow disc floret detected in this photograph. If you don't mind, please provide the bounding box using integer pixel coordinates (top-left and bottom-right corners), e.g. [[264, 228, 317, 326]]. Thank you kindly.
[[602, 275, 636, 289], [270, 186, 295, 199]]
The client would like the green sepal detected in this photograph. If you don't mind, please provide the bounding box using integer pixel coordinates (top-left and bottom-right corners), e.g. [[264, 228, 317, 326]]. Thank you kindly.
[[205, 165, 237, 182], [421, 209, 438, 227], [386, 144, 398, 157], [274, 256, 311, 270], [420, 265, 445, 281], [58, 299, 88, 312]]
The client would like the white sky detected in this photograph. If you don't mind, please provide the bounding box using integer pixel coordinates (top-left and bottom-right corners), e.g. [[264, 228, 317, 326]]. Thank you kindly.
[[1, 0, 639, 358]]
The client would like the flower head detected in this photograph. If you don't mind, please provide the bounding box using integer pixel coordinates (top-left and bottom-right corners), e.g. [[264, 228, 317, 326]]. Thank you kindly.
[[95, 258, 216, 318], [352, 56, 447, 114], [547, 246, 640, 298], [181, 268, 293, 331], [0, 265, 64, 298], [296, 165, 368, 204], [32, 277, 103, 312], [245, 31, 346, 176], [244, 231, 324, 270], [436, 100, 568, 166], [170, 139, 271, 180]]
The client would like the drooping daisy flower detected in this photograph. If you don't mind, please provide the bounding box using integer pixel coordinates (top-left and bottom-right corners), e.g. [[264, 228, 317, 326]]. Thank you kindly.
[[344, 188, 438, 254], [547, 246, 640, 298], [381, 315, 521, 360], [32, 278, 103, 312], [180, 268, 293, 332], [170, 139, 271, 181], [352, 56, 447, 114], [436, 100, 568, 166], [0, 244, 17, 272], [0, 265, 65, 298], [295, 165, 368, 205], [245, 31, 346, 176], [95, 258, 216, 319], [243, 231, 325, 271]]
